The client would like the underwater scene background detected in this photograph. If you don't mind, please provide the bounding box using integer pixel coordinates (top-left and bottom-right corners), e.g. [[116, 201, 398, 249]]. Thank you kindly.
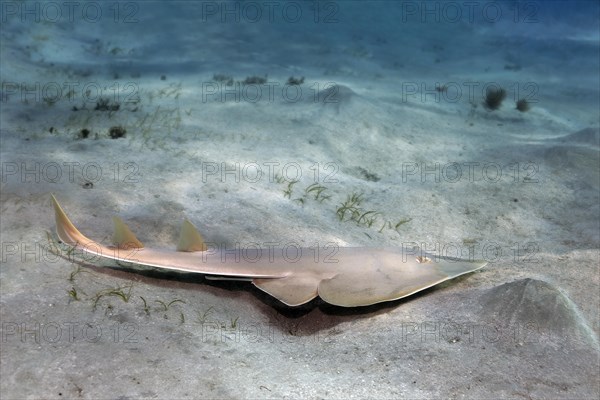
[[1, 1, 599, 398]]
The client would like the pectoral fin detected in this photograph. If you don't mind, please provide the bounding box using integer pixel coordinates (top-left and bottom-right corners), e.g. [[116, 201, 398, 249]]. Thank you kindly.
[[253, 275, 320, 306], [318, 259, 486, 307]]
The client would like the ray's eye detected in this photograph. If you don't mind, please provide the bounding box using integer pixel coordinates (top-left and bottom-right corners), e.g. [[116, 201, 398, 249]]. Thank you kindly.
[[416, 256, 431, 264]]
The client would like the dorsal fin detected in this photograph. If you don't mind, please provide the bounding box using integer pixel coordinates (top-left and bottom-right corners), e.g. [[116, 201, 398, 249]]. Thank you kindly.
[[177, 219, 207, 252], [112, 217, 144, 249]]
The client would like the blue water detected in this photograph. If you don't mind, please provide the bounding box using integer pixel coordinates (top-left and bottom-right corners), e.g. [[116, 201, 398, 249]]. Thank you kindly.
[[1, 2, 600, 399]]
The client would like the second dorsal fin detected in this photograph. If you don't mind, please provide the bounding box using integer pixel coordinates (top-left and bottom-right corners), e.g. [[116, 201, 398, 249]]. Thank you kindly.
[[177, 219, 207, 252], [112, 217, 144, 249]]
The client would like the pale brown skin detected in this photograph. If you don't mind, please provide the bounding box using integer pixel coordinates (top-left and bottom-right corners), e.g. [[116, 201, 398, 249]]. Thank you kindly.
[[50, 195, 486, 307]]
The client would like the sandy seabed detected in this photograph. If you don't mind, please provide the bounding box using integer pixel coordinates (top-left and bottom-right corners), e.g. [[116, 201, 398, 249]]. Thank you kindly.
[[1, 1, 599, 398]]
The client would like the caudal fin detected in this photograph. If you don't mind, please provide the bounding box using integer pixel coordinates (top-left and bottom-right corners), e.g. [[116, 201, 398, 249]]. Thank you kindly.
[[51, 194, 93, 246]]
